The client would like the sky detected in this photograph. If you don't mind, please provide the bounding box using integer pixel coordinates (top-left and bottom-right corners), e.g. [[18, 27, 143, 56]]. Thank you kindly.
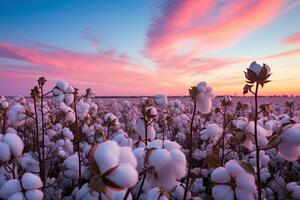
[[0, 0, 300, 96]]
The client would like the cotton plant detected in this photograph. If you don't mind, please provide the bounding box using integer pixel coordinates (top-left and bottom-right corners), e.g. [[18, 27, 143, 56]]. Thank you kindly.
[[86, 140, 138, 198], [0, 130, 24, 163], [0, 172, 43, 200], [277, 123, 300, 161], [133, 139, 186, 193], [52, 80, 75, 106], [211, 160, 257, 200]]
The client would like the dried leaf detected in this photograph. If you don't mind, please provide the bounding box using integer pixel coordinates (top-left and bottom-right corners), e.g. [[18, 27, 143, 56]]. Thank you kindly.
[[237, 160, 255, 175]]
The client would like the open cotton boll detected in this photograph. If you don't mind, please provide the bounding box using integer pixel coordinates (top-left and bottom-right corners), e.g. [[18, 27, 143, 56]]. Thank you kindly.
[[0, 179, 22, 199], [169, 150, 187, 179], [148, 149, 172, 170], [112, 132, 133, 147], [76, 100, 90, 120], [62, 128, 74, 140], [0, 141, 11, 162], [102, 188, 132, 200], [63, 154, 79, 179], [7, 104, 26, 126], [212, 185, 234, 200], [278, 123, 300, 161], [134, 118, 156, 141], [224, 160, 245, 178], [21, 173, 43, 190], [119, 146, 137, 168], [146, 188, 169, 200], [25, 189, 43, 200], [133, 147, 145, 173], [235, 187, 256, 200], [106, 163, 138, 188], [3, 133, 24, 157], [164, 140, 181, 151], [7, 192, 25, 200], [154, 94, 168, 109], [235, 174, 257, 193], [93, 141, 120, 173], [196, 81, 215, 114], [56, 80, 69, 91], [76, 183, 99, 200], [64, 94, 74, 106], [286, 182, 300, 199], [211, 167, 231, 183]]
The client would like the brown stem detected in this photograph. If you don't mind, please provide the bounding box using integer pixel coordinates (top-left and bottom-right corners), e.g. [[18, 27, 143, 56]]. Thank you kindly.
[[221, 105, 227, 166], [254, 82, 262, 200], [73, 94, 82, 186], [33, 97, 44, 189], [183, 100, 197, 200], [40, 86, 46, 189], [2, 109, 7, 134]]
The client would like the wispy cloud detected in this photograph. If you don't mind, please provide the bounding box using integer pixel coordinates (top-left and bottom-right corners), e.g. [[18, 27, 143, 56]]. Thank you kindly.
[[282, 31, 300, 44]]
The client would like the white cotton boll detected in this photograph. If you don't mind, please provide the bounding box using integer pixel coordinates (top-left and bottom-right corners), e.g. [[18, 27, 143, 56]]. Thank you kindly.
[[191, 178, 206, 194], [62, 128, 74, 140], [134, 118, 156, 140], [59, 102, 70, 113], [112, 133, 133, 147], [3, 133, 24, 157], [281, 124, 300, 144], [102, 188, 132, 200], [196, 81, 215, 114], [46, 129, 57, 138], [21, 173, 43, 190], [0, 179, 22, 199], [164, 140, 181, 150], [106, 163, 138, 188], [65, 112, 76, 123], [249, 62, 262, 76], [211, 167, 231, 183], [25, 189, 43, 200], [56, 80, 69, 91], [212, 185, 234, 200], [147, 139, 163, 149], [154, 94, 168, 109], [119, 146, 137, 168], [260, 167, 271, 183], [7, 192, 25, 200], [63, 154, 79, 179], [278, 142, 300, 161], [93, 141, 120, 173], [66, 85, 75, 93], [224, 160, 245, 178], [169, 149, 186, 179], [76, 100, 90, 119], [148, 149, 172, 170], [76, 183, 99, 200], [133, 147, 145, 173], [0, 141, 11, 162], [175, 132, 186, 143], [58, 149, 66, 157], [146, 188, 168, 200], [235, 187, 256, 200], [64, 94, 74, 105], [19, 154, 39, 173], [235, 174, 256, 193]]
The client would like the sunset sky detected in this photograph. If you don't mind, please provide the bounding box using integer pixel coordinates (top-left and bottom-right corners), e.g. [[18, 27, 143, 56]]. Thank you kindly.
[[1, 0, 300, 96]]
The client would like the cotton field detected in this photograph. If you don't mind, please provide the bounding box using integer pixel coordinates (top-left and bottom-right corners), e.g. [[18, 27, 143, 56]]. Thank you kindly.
[[0, 62, 300, 200]]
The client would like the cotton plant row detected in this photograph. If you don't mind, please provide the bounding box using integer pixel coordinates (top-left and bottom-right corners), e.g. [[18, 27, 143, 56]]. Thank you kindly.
[[0, 62, 300, 200]]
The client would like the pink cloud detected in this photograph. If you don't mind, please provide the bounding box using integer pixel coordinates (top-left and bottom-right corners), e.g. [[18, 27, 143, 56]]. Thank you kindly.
[[146, 0, 284, 65], [262, 47, 300, 59], [282, 31, 300, 44]]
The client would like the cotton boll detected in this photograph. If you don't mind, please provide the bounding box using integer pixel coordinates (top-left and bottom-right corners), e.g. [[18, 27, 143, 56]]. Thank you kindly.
[[76, 100, 90, 120], [0, 141, 11, 162], [0, 179, 22, 199], [154, 94, 168, 109], [76, 183, 99, 200], [25, 189, 43, 200], [133, 147, 145, 173], [164, 140, 181, 150], [169, 149, 186, 179], [146, 188, 168, 200], [235, 187, 256, 200], [21, 173, 43, 190], [191, 178, 206, 194], [62, 128, 74, 140], [7, 192, 25, 200], [102, 188, 132, 200], [148, 149, 172, 170], [3, 133, 24, 157], [147, 139, 163, 149], [196, 81, 215, 114], [235, 174, 257, 193], [211, 167, 231, 183], [119, 146, 137, 168], [64, 94, 74, 106], [93, 141, 120, 173], [212, 185, 234, 200], [56, 80, 69, 91], [63, 154, 79, 179], [134, 118, 156, 140], [224, 160, 245, 178], [106, 163, 138, 188]]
